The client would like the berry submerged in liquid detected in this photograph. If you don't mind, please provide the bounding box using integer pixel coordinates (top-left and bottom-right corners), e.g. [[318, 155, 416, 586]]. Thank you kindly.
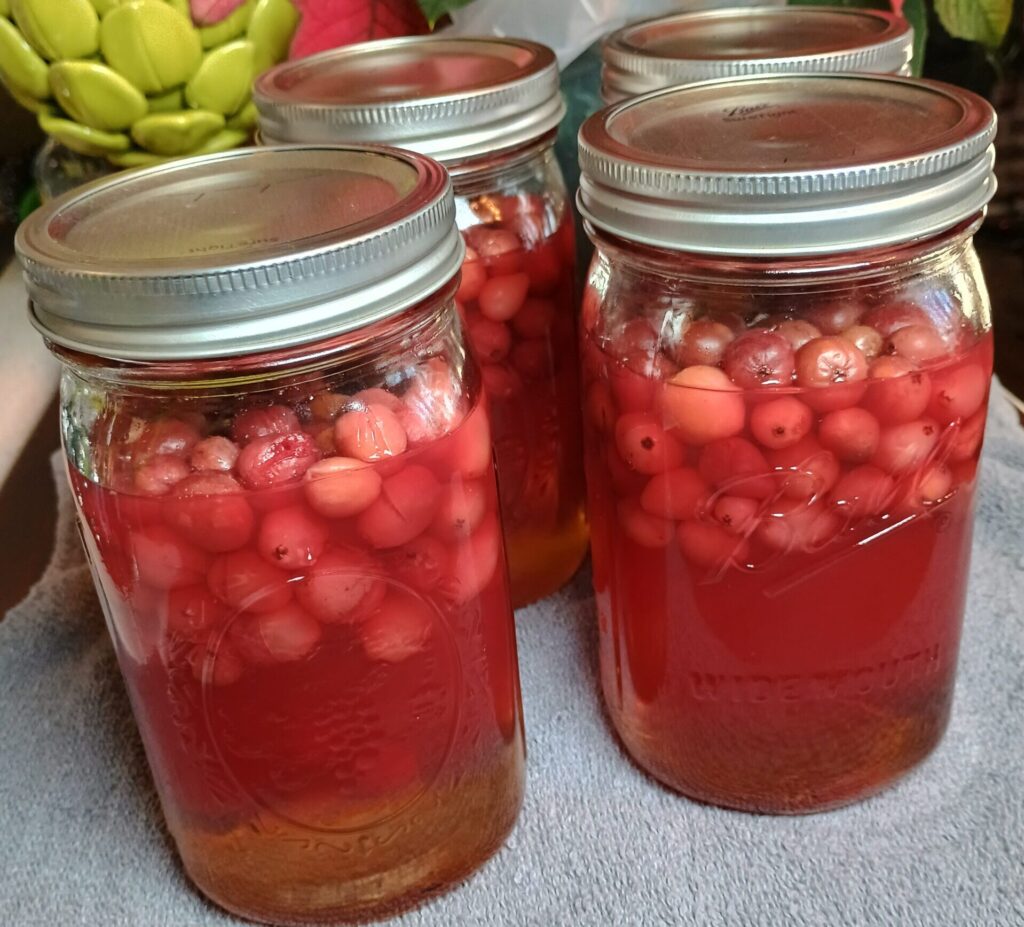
[[456, 200, 587, 606], [582, 283, 992, 813], [71, 382, 524, 923]]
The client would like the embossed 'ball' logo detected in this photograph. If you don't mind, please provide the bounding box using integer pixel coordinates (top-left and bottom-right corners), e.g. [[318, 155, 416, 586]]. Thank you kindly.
[[200, 575, 462, 834]]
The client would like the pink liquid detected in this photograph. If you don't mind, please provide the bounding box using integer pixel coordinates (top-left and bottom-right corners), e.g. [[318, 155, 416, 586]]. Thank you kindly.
[[70, 393, 524, 922], [582, 289, 992, 812]]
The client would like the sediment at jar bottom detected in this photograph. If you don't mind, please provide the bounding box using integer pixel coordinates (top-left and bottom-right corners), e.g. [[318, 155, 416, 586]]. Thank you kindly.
[[174, 748, 525, 925], [606, 665, 955, 814], [505, 513, 590, 609]]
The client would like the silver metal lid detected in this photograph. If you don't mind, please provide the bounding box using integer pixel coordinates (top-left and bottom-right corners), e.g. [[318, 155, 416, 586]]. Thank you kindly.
[[602, 7, 914, 102], [253, 36, 566, 165], [578, 74, 997, 257], [17, 145, 463, 361]]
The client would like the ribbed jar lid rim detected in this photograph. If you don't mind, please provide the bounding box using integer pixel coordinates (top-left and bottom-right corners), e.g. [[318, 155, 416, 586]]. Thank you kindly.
[[601, 7, 913, 102], [253, 36, 565, 165], [17, 145, 463, 361], [578, 73, 997, 257]]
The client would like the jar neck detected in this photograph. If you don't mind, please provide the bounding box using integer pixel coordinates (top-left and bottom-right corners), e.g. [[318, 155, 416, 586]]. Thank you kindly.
[[447, 131, 558, 195], [587, 215, 985, 290], [52, 281, 459, 395]]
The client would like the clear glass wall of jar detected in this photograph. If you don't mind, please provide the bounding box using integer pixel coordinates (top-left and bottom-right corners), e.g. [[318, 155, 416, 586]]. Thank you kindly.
[[255, 38, 588, 608], [577, 75, 997, 813], [18, 146, 525, 922]]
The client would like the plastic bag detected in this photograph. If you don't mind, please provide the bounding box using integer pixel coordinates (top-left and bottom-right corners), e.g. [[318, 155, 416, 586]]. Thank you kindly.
[[446, 0, 784, 68]]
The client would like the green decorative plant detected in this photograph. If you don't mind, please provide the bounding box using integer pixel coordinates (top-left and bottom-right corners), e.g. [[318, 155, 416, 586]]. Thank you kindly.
[[790, 0, 1017, 77], [0, 0, 299, 166]]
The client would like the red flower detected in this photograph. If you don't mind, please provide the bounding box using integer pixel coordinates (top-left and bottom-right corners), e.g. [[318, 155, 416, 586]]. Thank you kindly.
[[290, 0, 430, 59], [190, 0, 248, 25]]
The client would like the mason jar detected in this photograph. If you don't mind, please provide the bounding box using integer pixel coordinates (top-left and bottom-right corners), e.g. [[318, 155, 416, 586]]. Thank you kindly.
[[254, 37, 588, 607], [17, 146, 525, 922], [601, 6, 914, 102], [577, 74, 996, 813]]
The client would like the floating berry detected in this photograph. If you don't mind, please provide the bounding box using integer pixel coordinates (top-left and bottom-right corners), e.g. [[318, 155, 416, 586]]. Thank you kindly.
[[662, 366, 745, 445]]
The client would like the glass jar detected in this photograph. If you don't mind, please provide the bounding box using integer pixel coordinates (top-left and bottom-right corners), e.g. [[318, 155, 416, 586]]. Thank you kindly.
[[577, 75, 997, 813], [600, 7, 914, 103], [254, 38, 588, 607], [17, 146, 525, 922]]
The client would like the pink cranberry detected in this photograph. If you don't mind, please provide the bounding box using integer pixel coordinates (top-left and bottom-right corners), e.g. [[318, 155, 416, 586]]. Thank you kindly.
[[163, 584, 228, 642], [872, 419, 940, 473], [189, 436, 240, 473], [134, 455, 190, 496], [398, 360, 463, 444], [614, 413, 685, 475], [208, 550, 292, 612], [805, 298, 867, 335], [350, 387, 403, 412], [774, 319, 822, 351], [465, 227, 524, 275], [887, 324, 947, 365], [239, 604, 322, 664], [818, 407, 881, 463], [610, 362, 657, 414], [902, 463, 954, 510], [189, 640, 243, 687], [722, 332, 795, 388], [232, 405, 300, 445], [257, 505, 329, 571], [236, 432, 320, 490], [513, 297, 556, 338], [618, 498, 675, 548], [842, 325, 884, 359], [712, 495, 759, 534], [163, 472, 255, 553], [447, 403, 493, 479], [133, 417, 201, 465], [795, 336, 868, 388], [830, 465, 896, 519], [795, 336, 868, 411], [749, 397, 814, 450], [386, 535, 451, 592], [677, 521, 748, 569], [444, 514, 502, 603], [361, 593, 434, 663], [928, 363, 988, 423], [457, 250, 487, 303], [669, 318, 734, 368], [335, 403, 408, 462], [303, 457, 382, 519], [766, 435, 840, 501], [662, 366, 745, 445], [863, 356, 932, 424], [130, 524, 210, 590], [639, 467, 710, 520], [862, 300, 932, 337], [357, 465, 441, 549], [467, 316, 512, 363], [295, 547, 383, 623], [479, 272, 530, 322], [698, 437, 774, 499], [618, 318, 660, 357], [432, 480, 487, 541]]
